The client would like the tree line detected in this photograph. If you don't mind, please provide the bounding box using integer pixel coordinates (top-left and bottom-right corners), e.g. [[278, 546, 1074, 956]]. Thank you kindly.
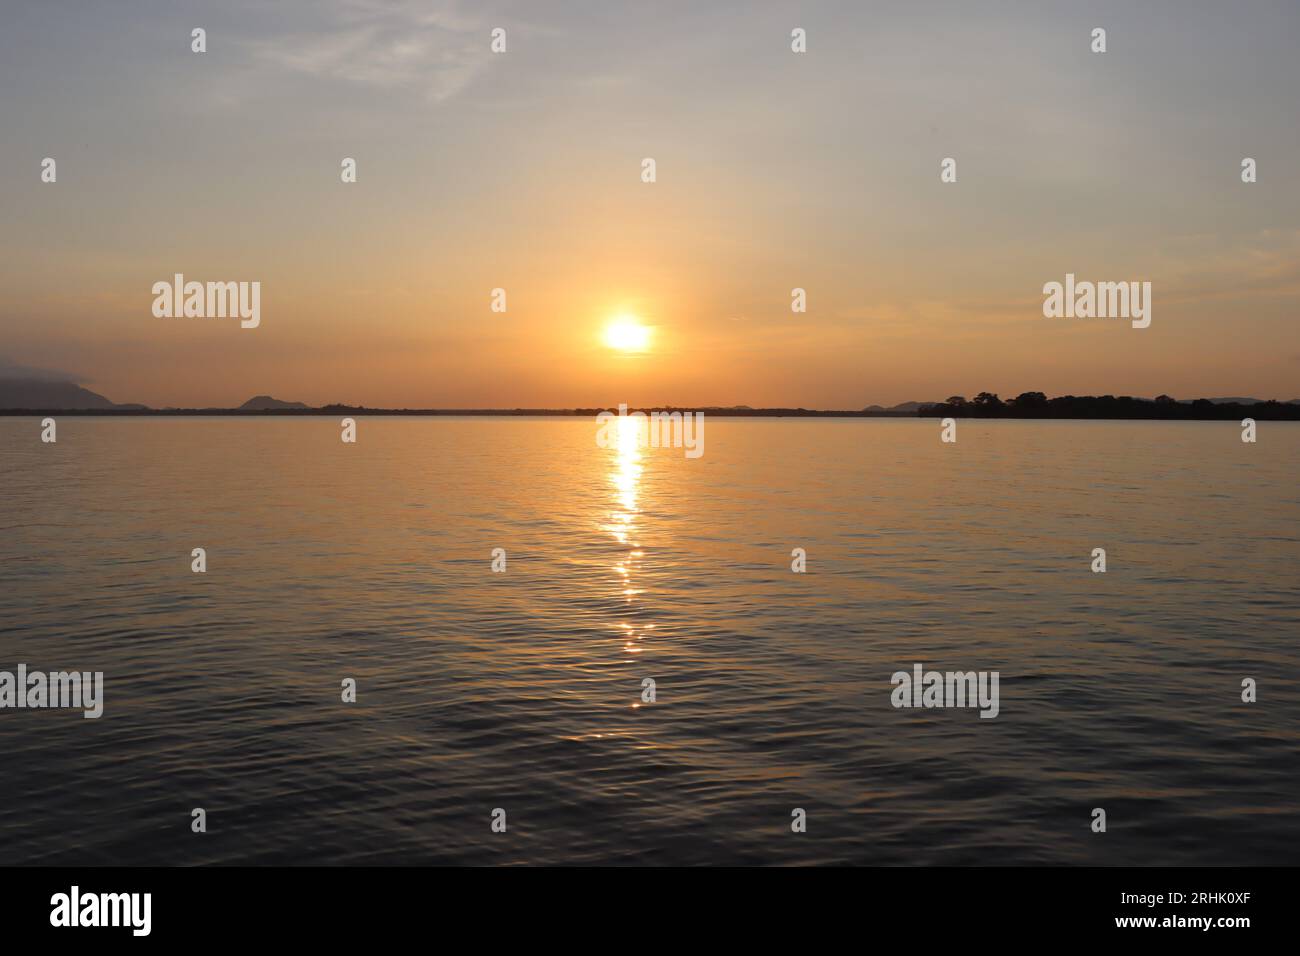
[[919, 393, 1300, 420]]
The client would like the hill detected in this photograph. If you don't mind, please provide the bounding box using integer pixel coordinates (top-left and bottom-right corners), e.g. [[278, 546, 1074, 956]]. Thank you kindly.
[[0, 379, 124, 410], [238, 395, 312, 411]]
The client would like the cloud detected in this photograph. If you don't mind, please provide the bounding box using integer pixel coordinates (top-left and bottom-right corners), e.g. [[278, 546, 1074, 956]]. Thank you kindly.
[[1158, 229, 1300, 306], [241, 0, 489, 103], [0, 357, 82, 383]]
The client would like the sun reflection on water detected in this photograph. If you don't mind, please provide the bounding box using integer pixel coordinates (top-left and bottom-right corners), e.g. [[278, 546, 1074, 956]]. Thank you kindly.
[[603, 415, 648, 676], [609, 415, 643, 541]]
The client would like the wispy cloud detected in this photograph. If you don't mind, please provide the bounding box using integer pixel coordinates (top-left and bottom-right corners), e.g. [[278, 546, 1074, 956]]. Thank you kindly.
[[241, 0, 488, 102], [1158, 229, 1300, 305], [0, 356, 81, 383]]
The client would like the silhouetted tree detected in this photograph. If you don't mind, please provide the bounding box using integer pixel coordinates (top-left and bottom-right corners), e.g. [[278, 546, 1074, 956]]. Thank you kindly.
[[1012, 391, 1047, 407], [914, 391, 1299, 421]]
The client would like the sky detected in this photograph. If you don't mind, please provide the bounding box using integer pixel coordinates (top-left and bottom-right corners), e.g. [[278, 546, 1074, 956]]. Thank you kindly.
[[1, 0, 1297, 408]]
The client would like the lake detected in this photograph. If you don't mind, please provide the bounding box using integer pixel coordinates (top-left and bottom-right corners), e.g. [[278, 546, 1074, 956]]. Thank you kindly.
[[1, 416, 1296, 865]]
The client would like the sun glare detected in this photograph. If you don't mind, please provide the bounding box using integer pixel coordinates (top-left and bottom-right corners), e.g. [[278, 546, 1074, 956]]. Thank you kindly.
[[603, 316, 651, 353]]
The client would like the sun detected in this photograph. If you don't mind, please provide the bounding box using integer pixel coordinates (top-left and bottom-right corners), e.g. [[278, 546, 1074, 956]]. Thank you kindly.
[[603, 316, 651, 353]]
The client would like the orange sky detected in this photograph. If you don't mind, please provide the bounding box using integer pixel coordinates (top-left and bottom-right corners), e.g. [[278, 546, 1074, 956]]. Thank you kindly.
[[2, 1, 1297, 408]]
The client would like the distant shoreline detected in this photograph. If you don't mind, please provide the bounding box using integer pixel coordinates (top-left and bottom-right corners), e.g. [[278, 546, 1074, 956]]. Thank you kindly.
[[5, 383, 1299, 420], [0, 407, 915, 418], [3, 403, 1298, 421]]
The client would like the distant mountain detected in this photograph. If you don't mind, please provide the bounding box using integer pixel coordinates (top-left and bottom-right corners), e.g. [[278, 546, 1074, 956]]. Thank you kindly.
[[238, 395, 311, 410], [1173, 396, 1300, 405], [1176, 396, 1266, 405], [0, 379, 127, 410], [889, 401, 935, 412]]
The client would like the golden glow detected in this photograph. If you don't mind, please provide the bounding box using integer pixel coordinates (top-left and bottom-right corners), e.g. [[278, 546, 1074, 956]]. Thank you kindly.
[[602, 410, 649, 664], [603, 316, 651, 353], [607, 414, 643, 542]]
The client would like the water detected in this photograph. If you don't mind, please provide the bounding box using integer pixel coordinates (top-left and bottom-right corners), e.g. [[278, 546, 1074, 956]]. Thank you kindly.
[[1, 416, 1297, 865]]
